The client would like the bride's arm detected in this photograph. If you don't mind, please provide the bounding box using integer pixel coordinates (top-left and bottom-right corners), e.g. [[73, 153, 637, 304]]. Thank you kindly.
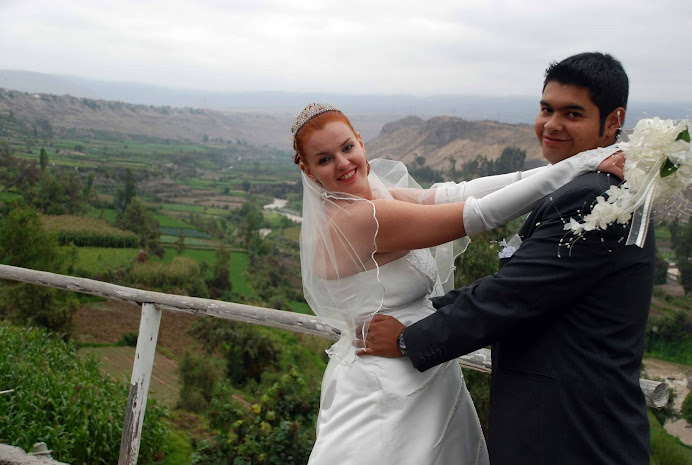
[[432, 167, 544, 204], [344, 147, 620, 253], [389, 151, 623, 206], [387, 168, 544, 205]]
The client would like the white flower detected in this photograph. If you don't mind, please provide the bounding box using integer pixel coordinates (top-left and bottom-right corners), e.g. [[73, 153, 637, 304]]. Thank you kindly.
[[498, 234, 522, 259], [566, 118, 691, 246]]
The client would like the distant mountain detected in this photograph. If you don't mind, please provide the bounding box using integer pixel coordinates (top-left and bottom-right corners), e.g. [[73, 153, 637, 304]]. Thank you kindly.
[[0, 88, 295, 149], [4, 69, 689, 126], [0, 88, 541, 170], [2, 71, 690, 170]]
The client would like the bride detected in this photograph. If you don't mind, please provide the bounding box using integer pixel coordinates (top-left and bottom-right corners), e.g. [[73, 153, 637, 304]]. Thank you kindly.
[[292, 103, 621, 464]]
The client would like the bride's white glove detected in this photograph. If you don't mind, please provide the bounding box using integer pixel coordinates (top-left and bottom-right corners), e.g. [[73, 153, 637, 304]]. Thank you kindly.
[[463, 146, 619, 235], [433, 167, 545, 204]]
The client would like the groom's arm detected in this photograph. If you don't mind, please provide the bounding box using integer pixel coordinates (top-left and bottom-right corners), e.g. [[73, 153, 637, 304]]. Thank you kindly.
[[405, 178, 628, 371], [364, 174, 624, 368]]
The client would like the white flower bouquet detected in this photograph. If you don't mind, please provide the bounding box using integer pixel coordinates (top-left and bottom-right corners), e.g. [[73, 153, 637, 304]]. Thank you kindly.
[[566, 117, 692, 247]]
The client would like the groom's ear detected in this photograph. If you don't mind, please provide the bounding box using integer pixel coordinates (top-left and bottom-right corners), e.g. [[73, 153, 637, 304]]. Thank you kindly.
[[604, 107, 625, 138]]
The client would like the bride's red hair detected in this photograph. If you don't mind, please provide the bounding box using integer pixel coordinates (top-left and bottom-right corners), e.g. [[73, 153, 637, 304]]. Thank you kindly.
[[293, 110, 358, 164]]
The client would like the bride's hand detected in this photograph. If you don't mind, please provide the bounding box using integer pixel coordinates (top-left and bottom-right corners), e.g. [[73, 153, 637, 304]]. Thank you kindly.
[[597, 151, 625, 179], [357, 314, 406, 358]]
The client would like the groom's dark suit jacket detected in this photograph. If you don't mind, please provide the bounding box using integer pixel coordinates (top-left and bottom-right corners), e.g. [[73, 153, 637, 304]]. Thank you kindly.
[[405, 171, 655, 465]]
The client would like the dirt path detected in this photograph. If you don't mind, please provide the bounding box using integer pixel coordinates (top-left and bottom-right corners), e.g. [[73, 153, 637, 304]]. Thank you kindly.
[[642, 357, 692, 446]]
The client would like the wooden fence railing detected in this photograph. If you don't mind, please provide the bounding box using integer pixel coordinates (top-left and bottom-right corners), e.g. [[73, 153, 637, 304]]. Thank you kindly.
[[0, 264, 670, 465]]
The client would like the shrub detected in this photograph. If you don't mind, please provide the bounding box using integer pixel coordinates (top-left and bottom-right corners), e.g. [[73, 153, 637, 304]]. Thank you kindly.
[[177, 351, 224, 413], [192, 368, 318, 465], [648, 411, 692, 465], [190, 319, 279, 387], [119, 331, 139, 347], [645, 311, 692, 365], [462, 368, 491, 438], [0, 206, 77, 336], [682, 390, 692, 424], [0, 322, 169, 464]]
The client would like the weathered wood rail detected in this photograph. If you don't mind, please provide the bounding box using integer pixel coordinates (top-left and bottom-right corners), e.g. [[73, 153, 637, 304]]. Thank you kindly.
[[0, 264, 669, 465]]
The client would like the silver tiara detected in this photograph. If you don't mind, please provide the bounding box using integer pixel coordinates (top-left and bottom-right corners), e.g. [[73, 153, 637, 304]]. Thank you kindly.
[[291, 102, 340, 137]]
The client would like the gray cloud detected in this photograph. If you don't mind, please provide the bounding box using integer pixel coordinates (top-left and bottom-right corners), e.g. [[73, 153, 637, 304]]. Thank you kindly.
[[0, 0, 690, 102]]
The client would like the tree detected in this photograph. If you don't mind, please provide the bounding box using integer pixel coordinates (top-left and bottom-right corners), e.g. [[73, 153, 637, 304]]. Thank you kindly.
[[208, 246, 232, 297], [237, 202, 264, 253], [39, 147, 48, 172], [0, 206, 77, 336], [654, 253, 669, 285], [191, 319, 279, 386], [454, 221, 520, 288], [114, 168, 136, 213], [177, 351, 224, 412], [83, 172, 94, 198], [672, 220, 692, 294], [494, 146, 526, 173], [116, 199, 161, 254], [176, 229, 187, 254], [30, 172, 85, 215]]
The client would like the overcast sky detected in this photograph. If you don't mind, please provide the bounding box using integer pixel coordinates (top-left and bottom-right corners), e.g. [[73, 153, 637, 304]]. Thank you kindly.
[[1, 0, 691, 103]]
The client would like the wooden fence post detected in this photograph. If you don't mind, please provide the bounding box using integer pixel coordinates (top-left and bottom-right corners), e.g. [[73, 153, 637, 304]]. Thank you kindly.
[[118, 303, 162, 465]]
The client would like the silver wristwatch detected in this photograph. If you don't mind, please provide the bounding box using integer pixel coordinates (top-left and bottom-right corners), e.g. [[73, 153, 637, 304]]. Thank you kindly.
[[397, 330, 408, 356]]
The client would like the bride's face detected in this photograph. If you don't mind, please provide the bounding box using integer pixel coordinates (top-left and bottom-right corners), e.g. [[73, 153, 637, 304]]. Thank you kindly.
[[300, 121, 372, 198]]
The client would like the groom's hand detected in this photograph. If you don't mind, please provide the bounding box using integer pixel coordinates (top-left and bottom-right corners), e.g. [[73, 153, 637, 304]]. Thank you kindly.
[[597, 151, 625, 179], [358, 314, 405, 358]]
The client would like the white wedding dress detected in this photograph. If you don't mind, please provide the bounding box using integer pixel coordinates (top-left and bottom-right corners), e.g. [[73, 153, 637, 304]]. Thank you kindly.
[[302, 151, 616, 464], [308, 248, 489, 465]]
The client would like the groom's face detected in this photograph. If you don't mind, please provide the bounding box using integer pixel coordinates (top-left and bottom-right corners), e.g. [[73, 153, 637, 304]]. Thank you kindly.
[[534, 81, 611, 164]]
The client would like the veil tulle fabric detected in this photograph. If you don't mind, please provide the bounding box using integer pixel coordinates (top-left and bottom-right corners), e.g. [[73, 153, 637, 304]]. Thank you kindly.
[[300, 158, 468, 363]]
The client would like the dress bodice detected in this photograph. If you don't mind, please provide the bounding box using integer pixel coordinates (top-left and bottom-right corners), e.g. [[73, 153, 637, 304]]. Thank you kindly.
[[323, 248, 440, 331]]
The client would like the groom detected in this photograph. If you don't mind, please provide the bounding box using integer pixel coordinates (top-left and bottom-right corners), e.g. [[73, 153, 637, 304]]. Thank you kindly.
[[362, 52, 655, 465]]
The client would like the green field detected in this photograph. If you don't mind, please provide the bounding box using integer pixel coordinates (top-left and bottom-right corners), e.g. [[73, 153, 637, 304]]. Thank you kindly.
[[161, 203, 228, 216], [160, 247, 216, 265], [287, 300, 313, 315], [87, 207, 118, 223], [157, 246, 254, 298], [71, 247, 139, 276], [0, 191, 23, 203], [229, 251, 253, 298], [155, 214, 193, 229], [160, 235, 217, 248]]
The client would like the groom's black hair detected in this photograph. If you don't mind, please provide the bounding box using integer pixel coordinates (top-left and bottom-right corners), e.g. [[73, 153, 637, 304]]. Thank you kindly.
[[543, 52, 629, 136]]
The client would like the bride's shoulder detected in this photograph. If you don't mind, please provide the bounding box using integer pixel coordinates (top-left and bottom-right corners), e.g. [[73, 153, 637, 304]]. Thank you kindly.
[[324, 198, 378, 226]]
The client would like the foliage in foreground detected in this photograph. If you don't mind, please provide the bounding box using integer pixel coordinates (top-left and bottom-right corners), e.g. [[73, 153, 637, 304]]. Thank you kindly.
[[0, 206, 78, 337], [649, 411, 692, 465], [645, 310, 692, 365], [0, 322, 170, 464], [682, 390, 692, 424], [191, 369, 318, 465]]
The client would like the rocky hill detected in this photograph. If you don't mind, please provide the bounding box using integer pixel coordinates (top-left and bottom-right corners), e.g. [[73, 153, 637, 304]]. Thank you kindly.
[[0, 88, 545, 169], [0, 88, 400, 150], [367, 115, 543, 169], [0, 88, 299, 149]]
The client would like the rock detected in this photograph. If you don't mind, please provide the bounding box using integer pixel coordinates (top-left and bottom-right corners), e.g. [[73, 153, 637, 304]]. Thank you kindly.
[[0, 444, 70, 465]]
